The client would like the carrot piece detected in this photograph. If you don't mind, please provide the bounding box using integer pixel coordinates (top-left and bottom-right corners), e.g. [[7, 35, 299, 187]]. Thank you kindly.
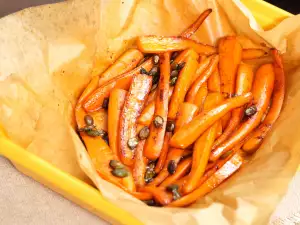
[[146, 89, 157, 105], [137, 36, 216, 56], [193, 82, 208, 111], [210, 64, 275, 161], [138, 87, 173, 126], [108, 89, 127, 160], [170, 93, 253, 149], [148, 148, 185, 186], [218, 36, 242, 96], [186, 55, 219, 102], [213, 63, 254, 148], [242, 48, 268, 60], [168, 152, 244, 207], [243, 49, 285, 153], [131, 191, 153, 200], [122, 173, 136, 192], [77, 76, 100, 108], [160, 158, 192, 188], [168, 51, 199, 120], [98, 49, 144, 86], [155, 132, 171, 174], [141, 186, 173, 206], [216, 122, 223, 138], [191, 56, 212, 83], [171, 49, 196, 67], [119, 74, 152, 166], [175, 103, 199, 132], [144, 53, 170, 160], [207, 68, 221, 93], [133, 140, 148, 188], [221, 112, 231, 130], [83, 58, 154, 112], [181, 9, 213, 38]]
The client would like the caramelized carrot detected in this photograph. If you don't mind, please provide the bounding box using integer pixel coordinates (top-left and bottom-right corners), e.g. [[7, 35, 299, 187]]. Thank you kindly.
[[137, 36, 216, 56], [77, 76, 100, 108], [168, 152, 244, 207], [170, 93, 253, 149], [193, 82, 208, 111], [216, 122, 223, 138], [186, 55, 219, 102], [144, 53, 170, 160], [131, 191, 153, 201], [191, 56, 212, 84], [210, 64, 275, 161], [221, 112, 231, 130], [168, 51, 199, 120], [83, 59, 154, 112], [243, 49, 285, 153], [218, 36, 242, 96], [141, 186, 173, 206], [155, 132, 171, 174], [119, 74, 152, 166], [213, 64, 254, 148], [146, 89, 157, 105], [242, 48, 268, 60], [171, 49, 195, 67], [98, 49, 144, 86], [122, 173, 136, 192], [207, 68, 221, 92], [175, 103, 199, 132], [108, 89, 127, 160], [133, 140, 148, 188]]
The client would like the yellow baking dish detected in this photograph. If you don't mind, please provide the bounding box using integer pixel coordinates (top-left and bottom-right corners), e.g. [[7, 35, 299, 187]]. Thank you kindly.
[[0, 1, 293, 224]]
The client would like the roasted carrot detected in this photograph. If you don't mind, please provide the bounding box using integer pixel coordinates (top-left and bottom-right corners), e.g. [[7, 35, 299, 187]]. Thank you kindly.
[[221, 112, 231, 130], [131, 191, 153, 201], [155, 132, 172, 174], [160, 158, 192, 188], [191, 56, 212, 84], [213, 63, 254, 148], [193, 82, 208, 111], [133, 140, 148, 188], [170, 93, 253, 149], [171, 49, 195, 67], [98, 49, 144, 86], [207, 68, 221, 93], [242, 48, 268, 60], [210, 64, 275, 161], [168, 152, 244, 207], [218, 36, 242, 96], [186, 55, 219, 102], [83, 59, 154, 112], [175, 103, 199, 132], [243, 49, 285, 153], [119, 74, 152, 166], [168, 51, 199, 120], [77, 76, 100, 108], [146, 89, 157, 105], [141, 186, 173, 206], [144, 53, 170, 160], [122, 173, 136, 192], [216, 122, 223, 138], [108, 89, 127, 160], [137, 36, 216, 56]]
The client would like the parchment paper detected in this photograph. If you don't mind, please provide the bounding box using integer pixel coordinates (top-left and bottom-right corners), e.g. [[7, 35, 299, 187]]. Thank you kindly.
[[1, 0, 300, 224]]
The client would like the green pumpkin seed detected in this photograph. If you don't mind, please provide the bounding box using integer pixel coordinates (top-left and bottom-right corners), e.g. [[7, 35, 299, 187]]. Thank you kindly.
[[111, 168, 129, 178], [84, 115, 94, 126], [245, 105, 257, 116], [127, 137, 139, 150], [167, 160, 177, 174], [153, 55, 160, 65], [153, 115, 164, 128], [170, 76, 178, 86], [109, 160, 124, 169], [166, 121, 175, 132], [139, 126, 150, 140]]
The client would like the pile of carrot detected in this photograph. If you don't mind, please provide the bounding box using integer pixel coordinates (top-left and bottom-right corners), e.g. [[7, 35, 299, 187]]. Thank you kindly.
[[75, 9, 285, 207]]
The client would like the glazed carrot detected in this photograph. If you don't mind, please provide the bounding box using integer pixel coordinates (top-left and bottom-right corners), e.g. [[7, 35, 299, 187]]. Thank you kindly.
[[170, 93, 253, 149], [119, 74, 152, 166], [207, 68, 221, 92], [155, 132, 172, 174], [133, 140, 148, 188], [242, 48, 268, 60], [98, 49, 144, 86], [137, 36, 216, 56], [144, 53, 170, 160], [186, 55, 219, 102], [210, 64, 275, 161], [218, 36, 242, 96], [108, 89, 127, 160], [131, 191, 153, 201], [191, 56, 212, 83], [77, 76, 100, 108], [160, 158, 192, 188], [193, 82, 208, 111], [122, 173, 136, 192], [149, 148, 185, 186], [141, 186, 173, 205], [146, 89, 157, 105], [171, 49, 195, 66], [138, 87, 173, 126], [83, 59, 154, 112], [216, 122, 223, 138], [221, 112, 231, 130], [168, 51, 199, 120], [213, 64, 254, 148], [243, 49, 285, 153], [181, 9, 213, 38], [168, 152, 244, 207], [175, 103, 199, 132]]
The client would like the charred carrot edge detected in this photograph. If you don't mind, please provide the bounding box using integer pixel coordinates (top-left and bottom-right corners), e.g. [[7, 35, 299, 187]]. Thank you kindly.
[[186, 55, 219, 102], [155, 132, 172, 174], [210, 64, 275, 161], [218, 36, 242, 96], [213, 63, 254, 148], [83, 58, 154, 112], [242, 48, 268, 60], [144, 53, 170, 160], [119, 74, 152, 166], [137, 36, 216, 56], [160, 158, 192, 188], [168, 51, 199, 120], [193, 82, 208, 111], [175, 103, 199, 132], [98, 49, 144, 87], [140, 186, 173, 206], [133, 140, 148, 188], [242, 49, 285, 153], [167, 152, 244, 207], [170, 93, 253, 149], [108, 89, 127, 160], [207, 67, 221, 92]]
